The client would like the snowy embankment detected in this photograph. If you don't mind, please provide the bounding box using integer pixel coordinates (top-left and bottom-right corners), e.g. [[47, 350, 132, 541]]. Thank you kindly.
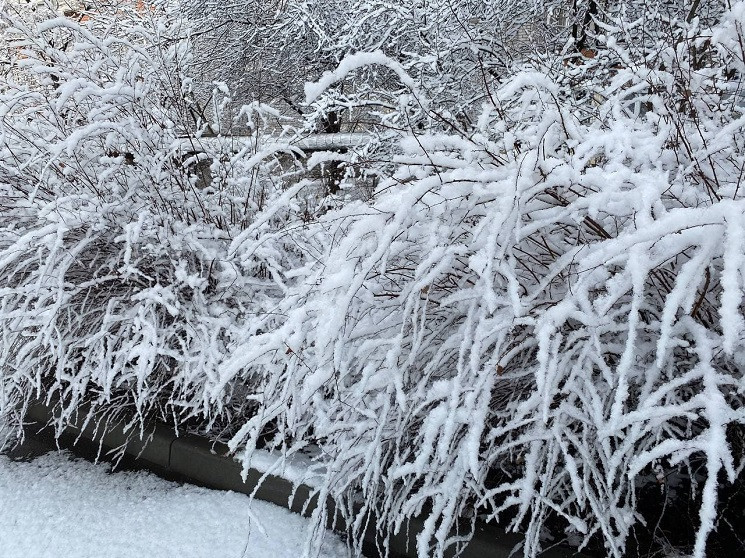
[[0, 452, 349, 558]]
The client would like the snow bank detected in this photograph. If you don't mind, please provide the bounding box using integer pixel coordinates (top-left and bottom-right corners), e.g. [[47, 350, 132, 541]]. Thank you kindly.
[[0, 452, 349, 558]]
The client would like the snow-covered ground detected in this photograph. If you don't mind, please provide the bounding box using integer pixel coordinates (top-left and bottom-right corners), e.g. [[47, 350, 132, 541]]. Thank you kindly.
[[0, 451, 350, 558]]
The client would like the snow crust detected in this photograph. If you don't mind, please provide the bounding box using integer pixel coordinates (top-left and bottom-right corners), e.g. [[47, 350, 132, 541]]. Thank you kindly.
[[0, 452, 349, 558]]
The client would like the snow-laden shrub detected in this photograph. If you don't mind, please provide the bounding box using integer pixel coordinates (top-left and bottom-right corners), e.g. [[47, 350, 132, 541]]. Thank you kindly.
[[215, 9, 745, 558], [1, 2, 745, 558], [0, 3, 312, 447]]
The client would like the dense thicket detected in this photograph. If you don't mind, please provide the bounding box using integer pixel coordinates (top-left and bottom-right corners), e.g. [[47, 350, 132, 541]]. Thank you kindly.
[[1, 1, 744, 557]]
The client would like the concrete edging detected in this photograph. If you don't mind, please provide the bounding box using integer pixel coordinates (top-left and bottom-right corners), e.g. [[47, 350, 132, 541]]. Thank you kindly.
[[23, 402, 584, 558]]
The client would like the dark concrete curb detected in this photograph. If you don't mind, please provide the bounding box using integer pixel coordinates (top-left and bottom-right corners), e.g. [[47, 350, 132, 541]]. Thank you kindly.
[[21, 402, 587, 558]]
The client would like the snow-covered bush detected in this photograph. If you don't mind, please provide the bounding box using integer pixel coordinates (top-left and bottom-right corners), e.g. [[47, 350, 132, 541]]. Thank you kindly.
[[218, 8, 745, 558], [0, 3, 312, 447], [2, 2, 745, 558]]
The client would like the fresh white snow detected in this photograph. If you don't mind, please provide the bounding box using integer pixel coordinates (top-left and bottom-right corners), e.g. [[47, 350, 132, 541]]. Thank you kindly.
[[0, 451, 350, 558]]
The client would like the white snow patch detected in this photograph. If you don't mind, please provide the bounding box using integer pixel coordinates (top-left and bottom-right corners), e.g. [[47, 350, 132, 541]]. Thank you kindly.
[[0, 452, 349, 558]]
